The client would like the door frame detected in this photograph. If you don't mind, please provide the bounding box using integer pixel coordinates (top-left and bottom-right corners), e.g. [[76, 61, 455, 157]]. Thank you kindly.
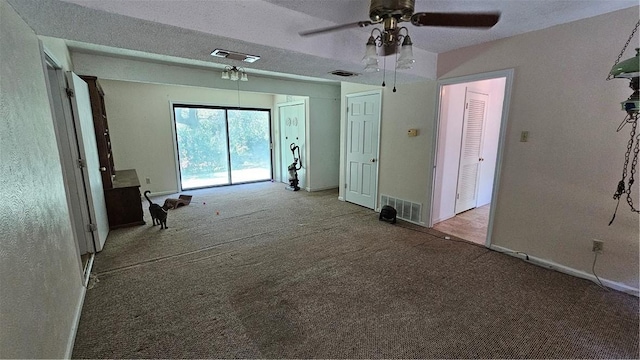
[[343, 90, 382, 210], [429, 69, 514, 247], [277, 100, 306, 187], [41, 45, 97, 279], [170, 102, 274, 191]]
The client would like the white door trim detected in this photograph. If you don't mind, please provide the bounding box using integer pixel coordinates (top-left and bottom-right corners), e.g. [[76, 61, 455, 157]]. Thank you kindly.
[[277, 101, 307, 188], [344, 90, 382, 209], [42, 44, 88, 268], [429, 69, 515, 248]]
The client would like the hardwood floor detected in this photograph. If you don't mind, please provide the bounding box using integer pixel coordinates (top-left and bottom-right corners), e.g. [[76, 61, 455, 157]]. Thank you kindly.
[[432, 205, 490, 245]]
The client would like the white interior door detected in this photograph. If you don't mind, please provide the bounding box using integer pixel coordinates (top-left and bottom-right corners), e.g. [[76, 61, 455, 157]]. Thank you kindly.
[[66, 72, 110, 251], [279, 102, 305, 187], [46, 65, 90, 256], [455, 89, 488, 214], [345, 92, 380, 209], [279, 105, 291, 183]]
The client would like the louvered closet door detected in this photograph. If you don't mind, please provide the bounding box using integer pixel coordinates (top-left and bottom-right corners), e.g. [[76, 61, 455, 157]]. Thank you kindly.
[[455, 90, 488, 214]]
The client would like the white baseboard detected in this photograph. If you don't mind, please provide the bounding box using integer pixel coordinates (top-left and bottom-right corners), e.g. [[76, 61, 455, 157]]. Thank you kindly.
[[65, 253, 94, 359], [308, 185, 339, 192], [65, 285, 86, 359], [489, 244, 639, 296], [338, 196, 345, 201]]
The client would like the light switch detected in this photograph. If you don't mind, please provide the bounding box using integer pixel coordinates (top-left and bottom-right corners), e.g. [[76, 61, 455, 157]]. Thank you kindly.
[[520, 131, 529, 142], [407, 129, 418, 137]]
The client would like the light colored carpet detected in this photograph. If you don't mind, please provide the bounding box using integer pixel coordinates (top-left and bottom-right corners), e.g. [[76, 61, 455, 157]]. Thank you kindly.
[[72, 182, 639, 359]]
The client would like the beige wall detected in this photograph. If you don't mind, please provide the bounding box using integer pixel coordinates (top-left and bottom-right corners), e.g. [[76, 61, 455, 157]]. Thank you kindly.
[[377, 82, 438, 221], [100, 80, 275, 194], [74, 53, 342, 193], [339, 80, 438, 224], [438, 8, 639, 290], [0, 0, 84, 357]]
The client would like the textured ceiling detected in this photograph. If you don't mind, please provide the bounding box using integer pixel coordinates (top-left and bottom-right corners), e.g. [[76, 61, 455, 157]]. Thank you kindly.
[[7, 0, 639, 85]]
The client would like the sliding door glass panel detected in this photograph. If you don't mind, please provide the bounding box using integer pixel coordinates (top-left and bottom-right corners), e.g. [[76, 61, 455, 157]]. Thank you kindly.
[[227, 109, 272, 183], [175, 107, 230, 190]]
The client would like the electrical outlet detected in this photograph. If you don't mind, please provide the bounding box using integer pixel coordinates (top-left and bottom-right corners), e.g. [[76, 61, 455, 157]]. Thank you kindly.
[[520, 131, 529, 142], [592, 239, 604, 253], [145, 177, 151, 184]]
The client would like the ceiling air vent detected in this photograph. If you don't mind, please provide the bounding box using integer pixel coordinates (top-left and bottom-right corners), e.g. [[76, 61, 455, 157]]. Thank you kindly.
[[330, 70, 359, 77], [211, 49, 260, 63]]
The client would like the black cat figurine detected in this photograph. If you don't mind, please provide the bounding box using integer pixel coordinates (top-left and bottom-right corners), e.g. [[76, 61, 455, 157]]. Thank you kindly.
[[144, 190, 168, 229]]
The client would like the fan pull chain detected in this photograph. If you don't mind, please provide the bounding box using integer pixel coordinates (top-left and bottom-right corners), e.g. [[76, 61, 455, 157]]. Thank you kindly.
[[392, 51, 398, 92], [381, 55, 386, 87]]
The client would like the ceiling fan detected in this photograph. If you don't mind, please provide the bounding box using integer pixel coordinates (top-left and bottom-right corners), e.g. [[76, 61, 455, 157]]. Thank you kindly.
[[299, 0, 500, 38]]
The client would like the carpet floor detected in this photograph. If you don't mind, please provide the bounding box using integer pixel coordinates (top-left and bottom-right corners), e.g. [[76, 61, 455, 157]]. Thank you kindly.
[[72, 182, 639, 359]]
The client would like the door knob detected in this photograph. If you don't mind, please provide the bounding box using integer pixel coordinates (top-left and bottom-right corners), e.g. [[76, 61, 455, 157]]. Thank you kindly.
[[100, 167, 107, 172], [370, 158, 376, 163]]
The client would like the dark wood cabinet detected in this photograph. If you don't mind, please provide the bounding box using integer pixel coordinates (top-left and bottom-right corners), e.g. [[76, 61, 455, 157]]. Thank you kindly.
[[104, 169, 145, 229], [80, 75, 115, 189], [81, 75, 145, 229]]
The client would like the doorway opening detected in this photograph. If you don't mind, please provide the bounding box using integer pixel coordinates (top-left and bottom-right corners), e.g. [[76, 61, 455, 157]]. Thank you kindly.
[[43, 50, 101, 282], [430, 70, 513, 246], [278, 100, 306, 190], [173, 105, 273, 190]]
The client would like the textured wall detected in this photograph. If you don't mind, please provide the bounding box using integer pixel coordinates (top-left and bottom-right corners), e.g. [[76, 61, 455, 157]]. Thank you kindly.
[[0, 0, 84, 357], [437, 8, 640, 289]]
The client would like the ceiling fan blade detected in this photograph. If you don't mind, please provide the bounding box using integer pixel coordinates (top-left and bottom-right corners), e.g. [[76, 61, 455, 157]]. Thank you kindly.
[[411, 12, 500, 28], [299, 21, 374, 37]]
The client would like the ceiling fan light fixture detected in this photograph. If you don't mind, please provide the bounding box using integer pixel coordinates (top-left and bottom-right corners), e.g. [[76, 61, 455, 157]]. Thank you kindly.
[[362, 36, 379, 65], [364, 62, 380, 72], [221, 66, 248, 82], [363, 25, 415, 74], [395, 59, 414, 70], [396, 34, 415, 69]]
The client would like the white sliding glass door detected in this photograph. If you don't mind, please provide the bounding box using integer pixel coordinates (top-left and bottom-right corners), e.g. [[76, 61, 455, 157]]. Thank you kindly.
[[174, 105, 272, 190]]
